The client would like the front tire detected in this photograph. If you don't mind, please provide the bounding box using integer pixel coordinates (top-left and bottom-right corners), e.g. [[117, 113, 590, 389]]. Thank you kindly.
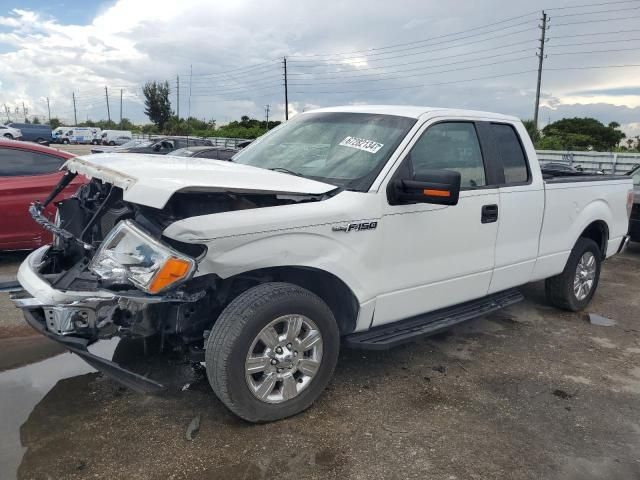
[[108, 141, 116, 146], [545, 237, 601, 311], [205, 282, 339, 422], [3, 133, 13, 139]]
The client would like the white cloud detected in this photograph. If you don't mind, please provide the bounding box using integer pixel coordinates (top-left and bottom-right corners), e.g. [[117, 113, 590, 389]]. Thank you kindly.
[[0, 0, 638, 134]]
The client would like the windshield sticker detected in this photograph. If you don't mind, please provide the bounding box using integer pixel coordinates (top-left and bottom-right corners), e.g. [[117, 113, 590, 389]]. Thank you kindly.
[[339, 136, 384, 154]]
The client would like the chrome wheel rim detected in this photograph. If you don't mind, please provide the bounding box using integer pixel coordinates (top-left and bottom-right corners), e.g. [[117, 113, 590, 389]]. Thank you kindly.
[[245, 314, 323, 404], [574, 252, 596, 301]]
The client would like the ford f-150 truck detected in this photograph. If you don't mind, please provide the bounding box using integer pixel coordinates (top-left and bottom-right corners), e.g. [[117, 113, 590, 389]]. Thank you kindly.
[[12, 106, 634, 422]]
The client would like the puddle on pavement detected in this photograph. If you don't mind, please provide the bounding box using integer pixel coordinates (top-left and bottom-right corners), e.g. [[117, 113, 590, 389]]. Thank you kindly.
[[0, 339, 118, 480], [0, 336, 207, 480]]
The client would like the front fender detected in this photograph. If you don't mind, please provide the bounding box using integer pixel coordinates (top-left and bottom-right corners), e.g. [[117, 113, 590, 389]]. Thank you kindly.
[[194, 231, 376, 303]]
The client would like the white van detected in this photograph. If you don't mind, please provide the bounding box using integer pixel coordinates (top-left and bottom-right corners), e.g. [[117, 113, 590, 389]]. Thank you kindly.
[[101, 130, 132, 146], [53, 127, 102, 145]]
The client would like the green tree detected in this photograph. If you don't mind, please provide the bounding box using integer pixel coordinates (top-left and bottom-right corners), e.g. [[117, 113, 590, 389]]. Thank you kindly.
[[541, 117, 626, 151], [49, 118, 61, 129], [143, 81, 171, 130], [32, 116, 41, 124], [521, 119, 540, 143]]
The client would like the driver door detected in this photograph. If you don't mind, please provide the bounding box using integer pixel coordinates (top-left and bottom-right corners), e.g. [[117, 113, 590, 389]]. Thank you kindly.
[[372, 120, 500, 326]]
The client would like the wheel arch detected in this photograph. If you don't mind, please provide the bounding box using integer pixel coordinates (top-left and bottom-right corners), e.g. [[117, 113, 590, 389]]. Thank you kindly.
[[578, 220, 609, 260], [221, 266, 360, 336]]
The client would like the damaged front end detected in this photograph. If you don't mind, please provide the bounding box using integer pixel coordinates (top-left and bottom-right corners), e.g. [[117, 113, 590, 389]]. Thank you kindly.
[[14, 162, 331, 392], [13, 172, 216, 392]]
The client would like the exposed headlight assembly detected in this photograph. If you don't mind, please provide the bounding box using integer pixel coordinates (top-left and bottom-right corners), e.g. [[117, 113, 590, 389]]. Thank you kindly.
[[90, 220, 196, 294]]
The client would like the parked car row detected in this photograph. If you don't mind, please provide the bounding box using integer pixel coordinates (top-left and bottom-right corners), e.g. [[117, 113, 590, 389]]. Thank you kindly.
[[91, 136, 215, 155]]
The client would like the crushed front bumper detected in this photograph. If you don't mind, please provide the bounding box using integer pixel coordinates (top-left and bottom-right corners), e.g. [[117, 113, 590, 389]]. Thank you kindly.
[[11, 246, 178, 394], [20, 308, 165, 393]]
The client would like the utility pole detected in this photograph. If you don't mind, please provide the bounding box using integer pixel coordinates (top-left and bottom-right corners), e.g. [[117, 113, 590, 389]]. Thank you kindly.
[[533, 10, 548, 131], [120, 89, 123, 127], [264, 104, 270, 132], [46, 97, 51, 124], [176, 75, 180, 120], [188, 65, 192, 119], [3, 104, 10, 122], [22, 101, 28, 122], [72, 92, 78, 125], [105, 86, 111, 123], [283, 57, 289, 121]]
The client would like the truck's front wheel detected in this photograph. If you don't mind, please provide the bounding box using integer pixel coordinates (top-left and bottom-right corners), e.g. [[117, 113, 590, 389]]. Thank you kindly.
[[205, 282, 339, 422], [545, 237, 601, 311]]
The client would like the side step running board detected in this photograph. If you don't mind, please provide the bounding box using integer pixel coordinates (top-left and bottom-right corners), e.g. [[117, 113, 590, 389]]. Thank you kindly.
[[344, 288, 524, 350]]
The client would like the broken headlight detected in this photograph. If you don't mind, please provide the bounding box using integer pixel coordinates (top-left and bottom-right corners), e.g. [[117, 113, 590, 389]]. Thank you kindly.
[[90, 220, 196, 294]]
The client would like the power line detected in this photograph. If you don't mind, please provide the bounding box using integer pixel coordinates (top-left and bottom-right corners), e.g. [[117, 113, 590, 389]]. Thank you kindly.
[[288, 25, 539, 64], [551, 4, 640, 17], [291, 69, 539, 95], [551, 27, 640, 39], [546, 0, 640, 10], [288, 55, 533, 86], [550, 46, 640, 55], [286, 45, 536, 80], [549, 36, 640, 47], [287, 11, 539, 58], [553, 13, 640, 26]]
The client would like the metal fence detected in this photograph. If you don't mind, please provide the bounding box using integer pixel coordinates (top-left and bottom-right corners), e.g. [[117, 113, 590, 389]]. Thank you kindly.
[[536, 150, 640, 174], [131, 133, 251, 149]]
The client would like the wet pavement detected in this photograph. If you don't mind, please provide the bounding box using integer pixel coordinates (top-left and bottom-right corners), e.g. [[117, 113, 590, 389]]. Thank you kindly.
[[0, 244, 639, 479]]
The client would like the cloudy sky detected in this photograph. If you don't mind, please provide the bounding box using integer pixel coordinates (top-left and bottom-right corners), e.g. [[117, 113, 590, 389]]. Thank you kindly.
[[1, 0, 639, 135]]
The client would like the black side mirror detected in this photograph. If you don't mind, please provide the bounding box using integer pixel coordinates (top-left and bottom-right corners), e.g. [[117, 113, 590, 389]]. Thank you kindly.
[[388, 169, 461, 206]]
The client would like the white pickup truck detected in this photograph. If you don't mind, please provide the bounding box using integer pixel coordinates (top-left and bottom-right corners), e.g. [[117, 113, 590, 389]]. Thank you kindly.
[[13, 106, 633, 422]]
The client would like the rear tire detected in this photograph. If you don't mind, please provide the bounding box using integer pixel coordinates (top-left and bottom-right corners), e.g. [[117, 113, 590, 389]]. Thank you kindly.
[[3, 133, 13, 139], [108, 141, 116, 146], [545, 237, 601, 311], [205, 282, 339, 422], [62, 138, 69, 144]]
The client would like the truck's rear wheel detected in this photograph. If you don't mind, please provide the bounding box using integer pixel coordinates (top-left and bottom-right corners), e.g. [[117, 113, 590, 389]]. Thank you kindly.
[[205, 282, 339, 422], [545, 237, 601, 311]]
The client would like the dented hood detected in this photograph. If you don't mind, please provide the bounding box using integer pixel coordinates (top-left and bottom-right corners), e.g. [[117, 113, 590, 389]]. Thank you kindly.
[[64, 153, 337, 208]]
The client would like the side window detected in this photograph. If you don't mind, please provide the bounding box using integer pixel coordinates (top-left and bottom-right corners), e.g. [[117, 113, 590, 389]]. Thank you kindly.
[[0, 148, 65, 176], [408, 122, 486, 188], [490, 123, 529, 184], [197, 150, 221, 159], [218, 150, 237, 160]]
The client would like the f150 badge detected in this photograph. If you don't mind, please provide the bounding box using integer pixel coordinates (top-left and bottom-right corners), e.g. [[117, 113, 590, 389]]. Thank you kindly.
[[332, 221, 378, 233]]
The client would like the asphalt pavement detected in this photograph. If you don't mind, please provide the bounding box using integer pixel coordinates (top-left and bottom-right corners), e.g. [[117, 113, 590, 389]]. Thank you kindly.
[[1, 244, 639, 479]]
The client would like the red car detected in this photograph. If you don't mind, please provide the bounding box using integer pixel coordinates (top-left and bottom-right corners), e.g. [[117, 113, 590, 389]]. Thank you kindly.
[[0, 139, 84, 250]]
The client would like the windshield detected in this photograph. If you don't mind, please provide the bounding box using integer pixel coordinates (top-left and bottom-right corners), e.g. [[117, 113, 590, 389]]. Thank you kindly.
[[232, 112, 416, 190], [632, 167, 640, 187]]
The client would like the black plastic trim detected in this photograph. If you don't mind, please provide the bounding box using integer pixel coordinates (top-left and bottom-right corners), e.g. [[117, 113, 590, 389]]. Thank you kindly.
[[344, 288, 524, 350]]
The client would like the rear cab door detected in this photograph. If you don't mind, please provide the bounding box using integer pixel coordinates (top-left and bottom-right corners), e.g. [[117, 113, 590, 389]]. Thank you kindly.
[[478, 121, 545, 293]]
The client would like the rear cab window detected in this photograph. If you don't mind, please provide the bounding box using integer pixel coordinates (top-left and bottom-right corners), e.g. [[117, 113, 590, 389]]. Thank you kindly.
[[489, 123, 530, 185]]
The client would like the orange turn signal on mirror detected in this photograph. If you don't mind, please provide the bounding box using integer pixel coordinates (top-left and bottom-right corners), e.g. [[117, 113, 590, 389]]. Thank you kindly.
[[148, 257, 193, 293], [423, 189, 451, 198]]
